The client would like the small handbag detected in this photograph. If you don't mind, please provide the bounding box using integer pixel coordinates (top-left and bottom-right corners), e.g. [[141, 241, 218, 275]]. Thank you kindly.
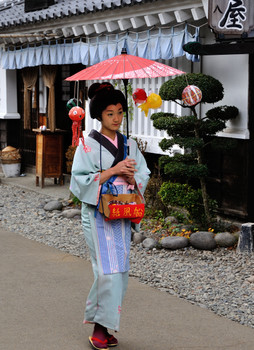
[[98, 192, 145, 224], [97, 134, 145, 224]]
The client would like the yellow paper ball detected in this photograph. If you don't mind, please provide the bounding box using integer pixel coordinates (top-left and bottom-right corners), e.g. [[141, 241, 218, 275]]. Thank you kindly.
[[146, 93, 162, 109]]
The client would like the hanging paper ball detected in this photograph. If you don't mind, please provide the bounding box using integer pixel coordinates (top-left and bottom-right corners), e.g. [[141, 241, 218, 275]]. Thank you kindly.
[[66, 98, 82, 111], [132, 88, 147, 105], [68, 106, 85, 121], [147, 93, 162, 109], [138, 93, 162, 117], [68, 106, 85, 147], [182, 85, 202, 106]]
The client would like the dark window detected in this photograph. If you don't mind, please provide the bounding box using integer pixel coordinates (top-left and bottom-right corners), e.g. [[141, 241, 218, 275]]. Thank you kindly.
[[25, 0, 55, 13]]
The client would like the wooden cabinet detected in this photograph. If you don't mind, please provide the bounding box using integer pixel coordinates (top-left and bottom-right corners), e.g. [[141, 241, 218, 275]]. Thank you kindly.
[[33, 129, 64, 188]]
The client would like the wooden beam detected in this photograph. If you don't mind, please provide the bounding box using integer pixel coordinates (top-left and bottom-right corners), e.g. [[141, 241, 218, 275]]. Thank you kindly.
[[27, 37, 35, 43], [52, 29, 63, 38], [144, 14, 159, 27], [10, 37, 19, 44], [3, 37, 11, 45], [158, 12, 174, 25], [174, 10, 192, 23], [105, 21, 119, 32], [62, 27, 73, 38], [130, 16, 146, 29], [118, 18, 132, 31], [191, 7, 205, 21], [19, 37, 27, 44], [94, 22, 107, 34], [201, 0, 208, 18], [82, 24, 95, 35], [0, 33, 56, 38], [72, 26, 84, 37]]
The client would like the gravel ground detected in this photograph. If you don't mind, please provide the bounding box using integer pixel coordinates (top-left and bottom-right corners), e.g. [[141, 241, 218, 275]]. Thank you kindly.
[[1, 183, 254, 329]]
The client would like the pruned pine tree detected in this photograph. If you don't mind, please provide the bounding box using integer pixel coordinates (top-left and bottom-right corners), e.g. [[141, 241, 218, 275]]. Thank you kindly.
[[151, 73, 238, 224]]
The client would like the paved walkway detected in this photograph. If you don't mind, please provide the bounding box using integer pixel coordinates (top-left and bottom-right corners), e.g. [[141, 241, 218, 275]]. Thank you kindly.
[[0, 171, 71, 199], [1, 173, 254, 349]]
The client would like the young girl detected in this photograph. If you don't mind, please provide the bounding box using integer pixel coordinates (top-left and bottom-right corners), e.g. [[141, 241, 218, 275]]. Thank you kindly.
[[70, 82, 150, 350]]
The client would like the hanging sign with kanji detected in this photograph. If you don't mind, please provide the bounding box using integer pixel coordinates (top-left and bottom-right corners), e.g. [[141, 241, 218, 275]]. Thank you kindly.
[[208, 0, 254, 36]]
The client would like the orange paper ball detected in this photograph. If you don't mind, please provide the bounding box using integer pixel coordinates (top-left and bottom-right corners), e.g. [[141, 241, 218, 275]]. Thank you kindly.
[[68, 106, 85, 121], [132, 88, 147, 105]]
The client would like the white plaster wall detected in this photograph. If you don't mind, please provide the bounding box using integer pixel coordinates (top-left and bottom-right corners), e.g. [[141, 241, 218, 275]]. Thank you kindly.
[[201, 54, 249, 139], [200, 26, 249, 139], [39, 67, 47, 114], [0, 68, 20, 119], [0, 67, 7, 116]]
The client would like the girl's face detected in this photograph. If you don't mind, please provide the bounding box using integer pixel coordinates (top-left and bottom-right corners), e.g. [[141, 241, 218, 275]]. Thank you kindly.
[[101, 103, 124, 135]]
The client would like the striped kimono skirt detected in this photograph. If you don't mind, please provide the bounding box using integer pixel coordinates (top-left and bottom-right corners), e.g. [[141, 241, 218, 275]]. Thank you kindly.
[[81, 183, 131, 331]]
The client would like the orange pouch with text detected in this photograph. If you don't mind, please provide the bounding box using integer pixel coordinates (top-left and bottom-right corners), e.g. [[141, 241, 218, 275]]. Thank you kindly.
[[98, 193, 144, 224]]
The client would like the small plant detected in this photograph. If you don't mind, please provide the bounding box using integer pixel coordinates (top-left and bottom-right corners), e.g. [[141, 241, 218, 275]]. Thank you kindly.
[[144, 162, 168, 215], [65, 145, 77, 174], [154, 209, 164, 220], [70, 192, 81, 207], [170, 210, 188, 224], [132, 137, 148, 154], [114, 80, 134, 135]]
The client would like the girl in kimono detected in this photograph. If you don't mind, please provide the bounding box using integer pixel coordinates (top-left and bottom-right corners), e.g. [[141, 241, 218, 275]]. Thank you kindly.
[[70, 82, 150, 350]]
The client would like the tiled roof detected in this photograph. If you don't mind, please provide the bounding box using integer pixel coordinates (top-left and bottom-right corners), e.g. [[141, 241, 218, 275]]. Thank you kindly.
[[0, 0, 152, 28], [0, 0, 206, 46]]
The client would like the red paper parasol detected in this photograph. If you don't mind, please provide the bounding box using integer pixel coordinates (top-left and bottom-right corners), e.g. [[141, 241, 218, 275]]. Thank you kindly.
[[66, 50, 184, 81], [66, 48, 184, 139]]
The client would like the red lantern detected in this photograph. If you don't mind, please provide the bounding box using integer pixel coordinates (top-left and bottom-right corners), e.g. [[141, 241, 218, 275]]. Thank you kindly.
[[182, 85, 202, 106], [132, 88, 147, 105], [68, 106, 85, 146]]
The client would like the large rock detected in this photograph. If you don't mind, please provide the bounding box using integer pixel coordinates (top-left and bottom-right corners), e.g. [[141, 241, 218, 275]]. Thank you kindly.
[[133, 232, 146, 244], [165, 216, 178, 225], [161, 236, 189, 250], [44, 200, 63, 211], [142, 237, 157, 249], [61, 209, 81, 218], [215, 232, 237, 247], [246, 275, 254, 283], [190, 231, 216, 250], [237, 223, 254, 253]]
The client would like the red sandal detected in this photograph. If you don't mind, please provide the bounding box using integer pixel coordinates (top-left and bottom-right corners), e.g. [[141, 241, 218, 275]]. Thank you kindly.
[[107, 334, 118, 347], [89, 336, 109, 350]]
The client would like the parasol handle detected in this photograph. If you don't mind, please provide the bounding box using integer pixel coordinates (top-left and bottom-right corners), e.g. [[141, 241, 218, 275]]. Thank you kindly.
[[123, 78, 129, 139], [123, 78, 129, 155]]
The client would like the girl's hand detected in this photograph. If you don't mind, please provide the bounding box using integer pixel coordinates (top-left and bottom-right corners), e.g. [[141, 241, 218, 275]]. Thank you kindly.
[[113, 158, 137, 177], [99, 158, 137, 185], [124, 174, 136, 185]]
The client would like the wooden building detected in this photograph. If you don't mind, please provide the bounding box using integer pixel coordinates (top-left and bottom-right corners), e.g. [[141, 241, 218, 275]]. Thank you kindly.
[[0, 0, 253, 220]]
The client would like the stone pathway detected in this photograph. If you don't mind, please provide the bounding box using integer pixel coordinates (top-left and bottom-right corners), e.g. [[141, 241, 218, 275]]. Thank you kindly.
[[0, 182, 254, 329]]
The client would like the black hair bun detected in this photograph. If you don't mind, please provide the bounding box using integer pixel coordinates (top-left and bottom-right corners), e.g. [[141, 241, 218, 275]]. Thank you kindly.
[[88, 82, 127, 120], [88, 82, 114, 99]]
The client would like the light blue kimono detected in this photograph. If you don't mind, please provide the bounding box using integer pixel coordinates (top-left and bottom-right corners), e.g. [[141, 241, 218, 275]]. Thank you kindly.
[[70, 131, 150, 331]]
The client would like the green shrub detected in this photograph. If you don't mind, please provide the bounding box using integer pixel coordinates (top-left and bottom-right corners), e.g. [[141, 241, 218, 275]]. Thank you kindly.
[[159, 73, 224, 103], [206, 105, 239, 121], [159, 181, 217, 225]]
